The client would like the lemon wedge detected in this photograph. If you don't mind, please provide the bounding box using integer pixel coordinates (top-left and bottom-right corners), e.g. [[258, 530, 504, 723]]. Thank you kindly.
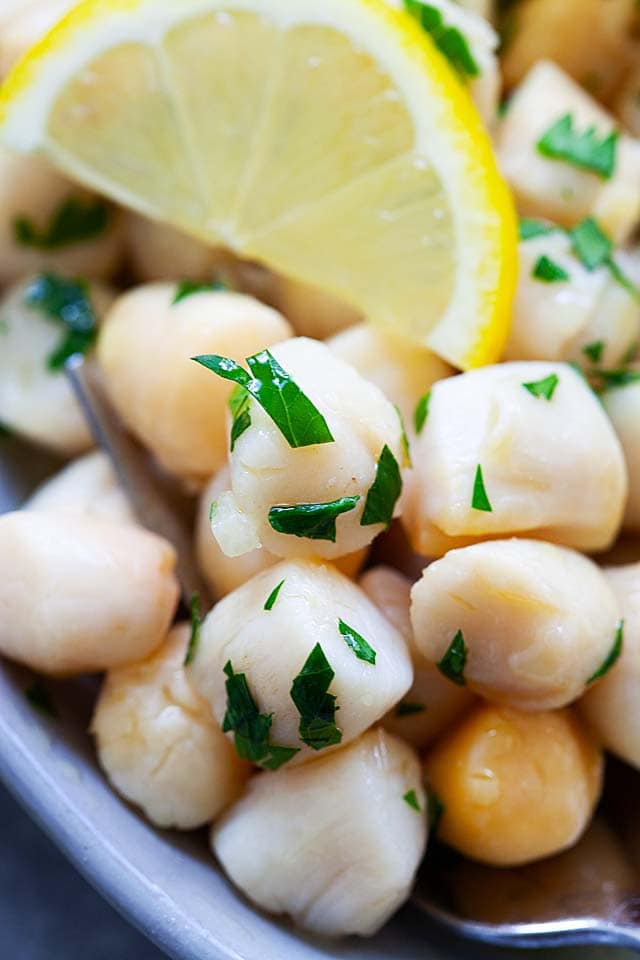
[[0, 0, 517, 368]]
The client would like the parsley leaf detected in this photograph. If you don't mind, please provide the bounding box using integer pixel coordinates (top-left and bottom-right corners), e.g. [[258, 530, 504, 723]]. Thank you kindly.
[[404, 0, 480, 79], [437, 630, 468, 686], [173, 279, 226, 304], [222, 660, 299, 769], [522, 373, 559, 401], [24, 273, 97, 370], [582, 341, 605, 364], [193, 350, 334, 448], [537, 114, 618, 179], [519, 218, 559, 241], [570, 217, 612, 271], [290, 644, 342, 751], [403, 789, 422, 812], [183, 593, 202, 666], [395, 406, 412, 468], [0, 422, 12, 439], [471, 464, 492, 512], [14, 197, 110, 250], [25, 680, 58, 719], [228, 385, 252, 452], [264, 579, 285, 611], [396, 700, 426, 717], [586, 620, 624, 685], [532, 255, 570, 283], [597, 369, 640, 390], [338, 619, 376, 665], [269, 496, 360, 542], [414, 390, 431, 435], [427, 784, 445, 836], [360, 445, 402, 529]]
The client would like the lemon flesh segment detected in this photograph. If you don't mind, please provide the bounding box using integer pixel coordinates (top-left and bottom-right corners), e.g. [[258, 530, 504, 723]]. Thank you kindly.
[[0, 0, 517, 368]]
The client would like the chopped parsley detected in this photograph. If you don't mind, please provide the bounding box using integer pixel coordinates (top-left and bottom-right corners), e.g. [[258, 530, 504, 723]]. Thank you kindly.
[[183, 593, 202, 666], [427, 784, 445, 836], [437, 630, 468, 686], [471, 464, 492, 512], [338, 619, 376, 665], [414, 390, 431, 435], [222, 660, 299, 769], [570, 217, 612, 271], [268, 496, 360, 542], [264, 579, 285, 611], [25, 680, 58, 719], [582, 341, 605, 365], [360, 444, 402, 529], [290, 643, 342, 751], [173, 279, 226, 304], [0, 422, 12, 439], [395, 406, 412, 467], [193, 350, 334, 448], [586, 620, 624, 685], [228, 385, 251, 452], [532, 255, 569, 283], [24, 273, 97, 370], [404, 0, 480, 79], [519, 218, 559, 241], [14, 196, 110, 250], [403, 789, 422, 812], [597, 369, 640, 391], [522, 373, 559, 401], [537, 113, 618, 179], [395, 700, 426, 717]]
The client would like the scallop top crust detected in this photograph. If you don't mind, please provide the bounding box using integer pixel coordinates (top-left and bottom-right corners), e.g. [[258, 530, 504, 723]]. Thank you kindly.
[[188, 559, 413, 766]]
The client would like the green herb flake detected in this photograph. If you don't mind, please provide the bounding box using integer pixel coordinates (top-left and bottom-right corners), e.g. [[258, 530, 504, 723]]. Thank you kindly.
[[597, 369, 640, 391], [338, 618, 376, 665], [437, 629, 468, 686], [290, 643, 342, 751], [608, 258, 640, 303], [183, 593, 202, 667], [222, 660, 299, 769], [268, 496, 360, 543], [395, 700, 426, 717], [537, 113, 618, 179], [208, 501, 217, 523], [360, 444, 402, 529], [427, 784, 445, 836], [582, 341, 605, 364], [193, 350, 334, 448], [522, 373, 559, 401], [586, 620, 624, 685], [532, 255, 570, 283], [0, 422, 12, 439], [228, 385, 252, 452], [25, 680, 58, 719], [570, 217, 612, 271], [404, 0, 480, 79], [414, 390, 431, 435], [264, 579, 285, 612], [173, 280, 226, 304], [24, 273, 97, 370], [403, 788, 422, 812], [471, 464, 492, 512], [14, 196, 110, 250], [395, 406, 412, 468], [518, 218, 559, 241]]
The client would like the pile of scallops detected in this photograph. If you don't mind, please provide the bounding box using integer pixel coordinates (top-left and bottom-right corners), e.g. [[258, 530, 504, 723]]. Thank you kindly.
[[2, 0, 640, 940]]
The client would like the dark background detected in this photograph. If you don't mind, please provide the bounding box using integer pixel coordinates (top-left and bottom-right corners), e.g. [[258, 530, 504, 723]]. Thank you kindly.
[[0, 781, 166, 960]]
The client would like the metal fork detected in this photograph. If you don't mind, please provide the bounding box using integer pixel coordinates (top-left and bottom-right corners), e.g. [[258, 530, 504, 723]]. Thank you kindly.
[[65, 354, 640, 954]]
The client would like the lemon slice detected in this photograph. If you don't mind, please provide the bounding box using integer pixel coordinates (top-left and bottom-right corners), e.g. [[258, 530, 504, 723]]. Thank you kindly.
[[0, 0, 517, 368]]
